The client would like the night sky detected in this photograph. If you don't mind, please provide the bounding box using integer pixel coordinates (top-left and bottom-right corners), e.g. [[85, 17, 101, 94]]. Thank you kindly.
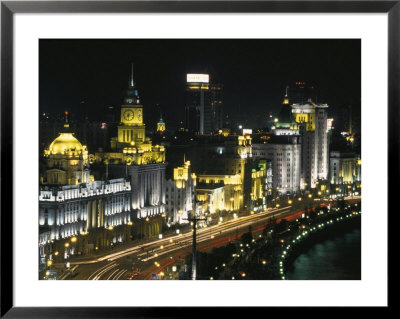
[[39, 39, 360, 130]]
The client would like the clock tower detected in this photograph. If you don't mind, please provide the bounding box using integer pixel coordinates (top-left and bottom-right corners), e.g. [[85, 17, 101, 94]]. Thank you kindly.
[[118, 65, 146, 145]]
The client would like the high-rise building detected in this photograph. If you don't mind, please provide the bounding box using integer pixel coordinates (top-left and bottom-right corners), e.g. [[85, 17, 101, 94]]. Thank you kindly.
[[210, 83, 223, 132], [184, 74, 223, 134], [292, 102, 329, 188]]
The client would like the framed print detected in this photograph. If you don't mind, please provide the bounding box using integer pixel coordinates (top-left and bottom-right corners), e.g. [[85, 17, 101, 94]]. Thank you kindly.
[[1, 0, 394, 317]]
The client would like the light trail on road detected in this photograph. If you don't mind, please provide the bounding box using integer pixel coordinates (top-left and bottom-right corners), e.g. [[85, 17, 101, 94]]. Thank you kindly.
[[70, 206, 297, 280]]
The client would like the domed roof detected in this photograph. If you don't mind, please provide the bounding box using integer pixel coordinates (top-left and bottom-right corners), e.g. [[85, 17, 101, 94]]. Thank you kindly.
[[47, 133, 84, 155], [276, 102, 296, 128]]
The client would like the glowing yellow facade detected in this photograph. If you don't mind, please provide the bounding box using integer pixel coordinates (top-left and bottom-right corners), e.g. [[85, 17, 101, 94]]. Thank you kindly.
[[198, 174, 242, 211], [237, 135, 252, 158], [187, 83, 209, 90], [330, 152, 361, 185], [292, 103, 316, 131], [174, 161, 197, 189], [93, 72, 166, 166], [250, 168, 266, 201], [157, 116, 166, 133], [196, 185, 225, 214], [46, 133, 86, 157], [43, 118, 93, 185]]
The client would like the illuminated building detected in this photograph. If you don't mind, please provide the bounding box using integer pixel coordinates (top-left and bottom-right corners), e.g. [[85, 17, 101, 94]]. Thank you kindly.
[[184, 74, 223, 134], [156, 114, 166, 134], [42, 111, 92, 185], [252, 136, 301, 195], [237, 134, 253, 158], [292, 101, 329, 188], [273, 93, 299, 136], [253, 96, 301, 195], [197, 174, 242, 211], [249, 160, 269, 210], [329, 151, 361, 184], [196, 183, 226, 214], [194, 132, 268, 211], [39, 115, 132, 267], [327, 118, 334, 131], [91, 67, 167, 238], [165, 160, 197, 224]]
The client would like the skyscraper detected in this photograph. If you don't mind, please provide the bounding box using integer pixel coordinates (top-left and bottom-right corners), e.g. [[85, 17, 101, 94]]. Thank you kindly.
[[184, 74, 223, 134], [210, 83, 223, 132]]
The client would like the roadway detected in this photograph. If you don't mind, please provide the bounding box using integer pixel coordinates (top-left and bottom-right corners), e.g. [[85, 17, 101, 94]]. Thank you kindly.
[[69, 206, 295, 280]]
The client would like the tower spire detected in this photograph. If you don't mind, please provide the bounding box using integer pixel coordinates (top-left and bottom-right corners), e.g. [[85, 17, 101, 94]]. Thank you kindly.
[[124, 63, 140, 105], [64, 110, 69, 128], [283, 85, 289, 104], [130, 63, 134, 87]]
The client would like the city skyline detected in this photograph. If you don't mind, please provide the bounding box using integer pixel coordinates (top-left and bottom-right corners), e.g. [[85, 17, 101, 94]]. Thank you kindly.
[[38, 39, 361, 281], [40, 39, 360, 130]]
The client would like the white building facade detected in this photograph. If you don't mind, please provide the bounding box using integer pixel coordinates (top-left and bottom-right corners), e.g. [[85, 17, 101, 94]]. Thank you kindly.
[[165, 161, 196, 225], [253, 137, 301, 195], [292, 102, 329, 188], [329, 151, 361, 185]]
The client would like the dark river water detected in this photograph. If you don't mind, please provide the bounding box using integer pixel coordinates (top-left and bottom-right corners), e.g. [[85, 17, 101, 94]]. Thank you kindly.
[[285, 228, 361, 280]]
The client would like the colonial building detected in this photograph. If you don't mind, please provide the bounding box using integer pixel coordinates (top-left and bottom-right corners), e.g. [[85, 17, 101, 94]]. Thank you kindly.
[[329, 151, 361, 185], [165, 160, 197, 225], [39, 116, 132, 269], [196, 182, 226, 215], [292, 102, 329, 189], [252, 136, 301, 195], [90, 67, 167, 238], [253, 96, 301, 195]]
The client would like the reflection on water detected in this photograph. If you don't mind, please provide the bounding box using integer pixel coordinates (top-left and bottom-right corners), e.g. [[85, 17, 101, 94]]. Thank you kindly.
[[286, 229, 361, 280]]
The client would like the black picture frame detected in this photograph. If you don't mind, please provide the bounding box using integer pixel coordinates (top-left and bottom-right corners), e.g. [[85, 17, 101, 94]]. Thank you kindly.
[[0, 0, 394, 317]]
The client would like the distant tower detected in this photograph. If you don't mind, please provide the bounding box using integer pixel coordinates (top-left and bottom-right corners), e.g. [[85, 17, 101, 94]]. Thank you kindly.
[[185, 74, 223, 134], [185, 73, 210, 134], [157, 113, 166, 134]]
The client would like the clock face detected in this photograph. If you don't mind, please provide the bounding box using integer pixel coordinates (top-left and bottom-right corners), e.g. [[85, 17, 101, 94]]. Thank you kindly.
[[124, 110, 134, 121], [137, 110, 142, 120]]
